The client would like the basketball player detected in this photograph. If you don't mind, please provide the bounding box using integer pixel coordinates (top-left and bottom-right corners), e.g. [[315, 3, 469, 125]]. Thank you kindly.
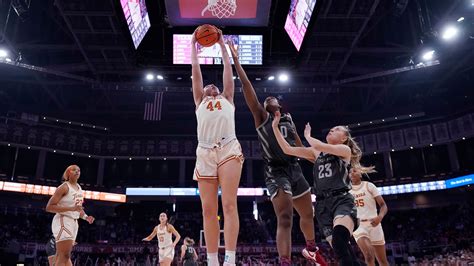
[[142, 213, 181, 266], [46, 235, 56, 265], [191, 27, 244, 266], [45, 165, 95, 266], [350, 167, 389, 266], [227, 42, 326, 266], [271, 115, 370, 266], [180, 237, 198, 266]]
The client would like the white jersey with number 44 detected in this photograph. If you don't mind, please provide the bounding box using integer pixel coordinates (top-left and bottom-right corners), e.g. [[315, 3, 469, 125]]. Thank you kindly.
[[196, 96, 236, 145]]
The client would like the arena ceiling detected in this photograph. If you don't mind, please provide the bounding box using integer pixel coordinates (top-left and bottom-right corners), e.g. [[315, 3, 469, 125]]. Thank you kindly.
[[0, 0, 473, 134]]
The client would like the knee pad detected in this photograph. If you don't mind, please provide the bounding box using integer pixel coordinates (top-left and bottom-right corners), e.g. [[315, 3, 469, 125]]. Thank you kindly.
[[331, 225, 351, 257]]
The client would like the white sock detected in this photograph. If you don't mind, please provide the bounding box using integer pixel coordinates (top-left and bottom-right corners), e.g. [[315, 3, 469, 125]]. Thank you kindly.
[[207, 252, 218, 266], [224, 250, 236, 264]]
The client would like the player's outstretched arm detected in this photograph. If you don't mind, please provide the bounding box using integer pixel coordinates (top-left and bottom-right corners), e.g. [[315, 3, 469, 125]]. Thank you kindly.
[[217, 29, 235, 103], [272, 111, 318, 161], [286, 113, 304, 147], [142, 226, 157, 241], [304, 123, 351, 160], [228, 40, 266, 127], [191, 30, 204, 107]]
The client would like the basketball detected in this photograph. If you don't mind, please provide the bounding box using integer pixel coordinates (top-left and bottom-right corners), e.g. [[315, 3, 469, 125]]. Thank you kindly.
[[196, 24, 220, 47]]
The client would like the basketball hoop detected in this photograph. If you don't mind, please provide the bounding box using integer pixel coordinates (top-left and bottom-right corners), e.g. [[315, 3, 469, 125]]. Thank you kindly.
[[201, 0, 237, 19]]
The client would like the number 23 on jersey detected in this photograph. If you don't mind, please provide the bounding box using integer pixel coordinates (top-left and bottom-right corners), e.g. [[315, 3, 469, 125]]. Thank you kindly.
[[206, 101, 222, 111], [318, 163, 332, 179]]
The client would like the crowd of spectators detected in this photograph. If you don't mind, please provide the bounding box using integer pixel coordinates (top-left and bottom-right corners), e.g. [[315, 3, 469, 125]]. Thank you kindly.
[[0, 202, 472, 265]]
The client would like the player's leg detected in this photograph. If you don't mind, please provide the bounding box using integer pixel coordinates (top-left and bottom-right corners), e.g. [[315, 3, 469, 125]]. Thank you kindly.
[[355, 236, 376, 266], [332, 195, 360, 266], [160, 257, 172, 266], [55, 240, 74, 266], [370, 223, 388, 266], [291, 178, 314, 242], [271, 188, 294, 265], [293, 191, 316, 245], [373, 244, 389, 266], [293, 189, 328, 266], [315, 199, 334, 248], [218, 158, 242, 265], [198, 179, 220, 254]]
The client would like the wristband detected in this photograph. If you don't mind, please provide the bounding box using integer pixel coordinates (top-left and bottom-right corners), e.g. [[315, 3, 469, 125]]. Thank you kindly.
[[82, 214, 88, 220]]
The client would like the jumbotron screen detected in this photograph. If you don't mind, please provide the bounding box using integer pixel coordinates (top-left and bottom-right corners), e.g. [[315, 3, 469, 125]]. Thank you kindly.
[[284, 0, 317, 51], [173, 34, 263, 65], [120, 0, 151, 49]]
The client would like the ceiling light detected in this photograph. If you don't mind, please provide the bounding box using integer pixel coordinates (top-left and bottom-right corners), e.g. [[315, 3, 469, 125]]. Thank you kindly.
[[146, 73, 154, 81], [278, 73, 289, 82], [441, 26, 459, 40], [422, 50, 435, 61]]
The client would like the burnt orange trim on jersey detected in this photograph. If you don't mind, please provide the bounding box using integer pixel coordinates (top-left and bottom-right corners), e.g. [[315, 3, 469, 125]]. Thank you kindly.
[[56, 216, 73, 241], [194, 169, 218, 179], [371, 240, 385, 245], [217, 154, 244, 168], [354, 232, 369, 239]]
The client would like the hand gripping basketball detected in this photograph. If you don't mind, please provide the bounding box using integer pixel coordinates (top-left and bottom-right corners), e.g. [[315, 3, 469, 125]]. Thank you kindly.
[[195, 24, 220, 47]]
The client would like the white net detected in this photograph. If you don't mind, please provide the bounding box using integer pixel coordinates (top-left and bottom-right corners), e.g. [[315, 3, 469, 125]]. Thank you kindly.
[[201, 0, 237, 19]]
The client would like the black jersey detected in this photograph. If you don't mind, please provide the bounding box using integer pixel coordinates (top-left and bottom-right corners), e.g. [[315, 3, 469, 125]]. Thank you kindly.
[[313, 152, 351, 195], [256, 113, 298, 165], [183, 245, 195, 260]]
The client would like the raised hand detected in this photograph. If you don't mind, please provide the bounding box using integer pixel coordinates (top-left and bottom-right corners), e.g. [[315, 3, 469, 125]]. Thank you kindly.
[[216, 28, 224, 45], [227, 40, 238, 58], [191, 28, 198, 45], [272, 111, 282, 128], [304, 123, 312, 138]]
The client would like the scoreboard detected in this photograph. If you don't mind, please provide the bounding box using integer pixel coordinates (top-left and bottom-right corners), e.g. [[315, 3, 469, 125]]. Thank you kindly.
[[173, 34, 263, 65]]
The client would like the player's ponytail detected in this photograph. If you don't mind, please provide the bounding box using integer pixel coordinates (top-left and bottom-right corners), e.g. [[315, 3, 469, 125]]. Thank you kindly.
[[341, 127, 376, 174], [184, 237, 195, 245]]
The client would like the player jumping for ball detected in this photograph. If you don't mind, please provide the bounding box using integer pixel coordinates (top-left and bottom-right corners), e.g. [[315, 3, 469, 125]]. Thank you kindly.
[[228, 41, 327, 266], [191, 27, 244, 266]]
